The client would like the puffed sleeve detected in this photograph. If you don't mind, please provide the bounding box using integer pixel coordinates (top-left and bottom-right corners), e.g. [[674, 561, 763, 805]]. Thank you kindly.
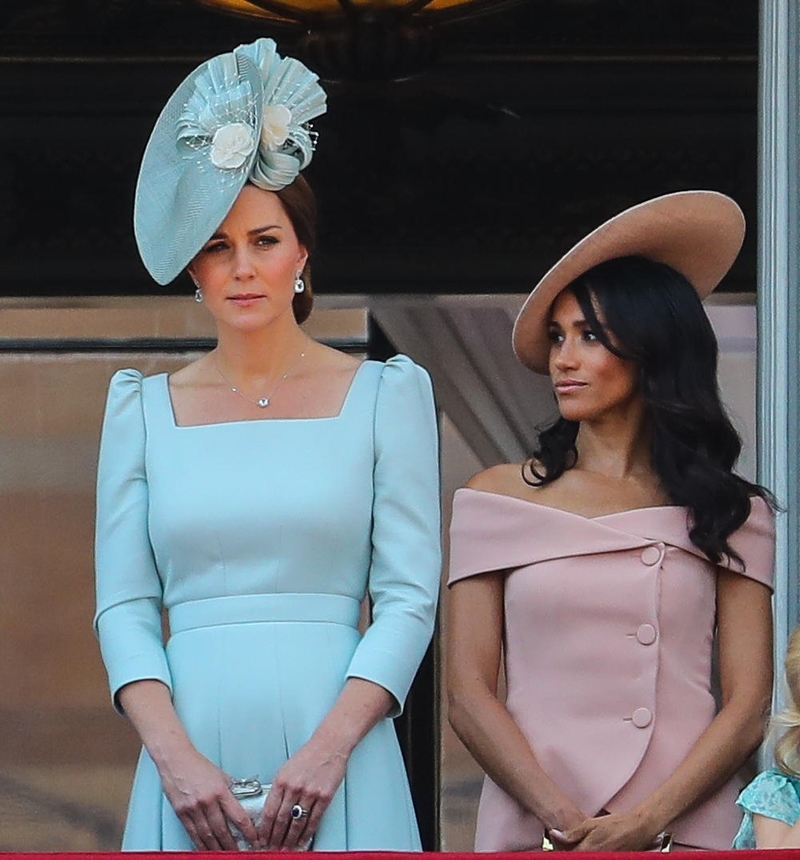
[[736, 769, 800, 824], [93, 369, 172, 713], [732, 768, 800, 848], [345, 355, 441, 716]]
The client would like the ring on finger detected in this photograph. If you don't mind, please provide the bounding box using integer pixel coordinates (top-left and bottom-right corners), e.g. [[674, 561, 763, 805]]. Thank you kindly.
[[291, 803, 309, 820]]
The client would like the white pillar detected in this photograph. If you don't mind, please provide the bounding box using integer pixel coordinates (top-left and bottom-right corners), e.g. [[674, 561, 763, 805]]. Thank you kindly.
[[758, 0, 800, 700]]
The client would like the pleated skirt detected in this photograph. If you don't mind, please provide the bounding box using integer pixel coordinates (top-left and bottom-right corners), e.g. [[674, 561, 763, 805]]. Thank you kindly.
[[121, 593, 421, 851]]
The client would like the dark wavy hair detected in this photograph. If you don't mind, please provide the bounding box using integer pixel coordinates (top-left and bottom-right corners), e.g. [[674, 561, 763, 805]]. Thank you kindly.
[[525, 255, 772, 566]]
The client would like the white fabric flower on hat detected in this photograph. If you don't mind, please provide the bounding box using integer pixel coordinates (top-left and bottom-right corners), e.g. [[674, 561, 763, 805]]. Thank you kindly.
[[210, 122, 256, 170], [260, 104, 292, 151]]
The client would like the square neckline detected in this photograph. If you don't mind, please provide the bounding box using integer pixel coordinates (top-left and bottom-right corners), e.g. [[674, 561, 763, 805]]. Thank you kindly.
[[162, 360, 370, 429]]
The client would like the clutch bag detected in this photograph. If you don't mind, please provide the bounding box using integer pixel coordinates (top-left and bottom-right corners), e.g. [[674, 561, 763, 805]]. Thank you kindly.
[[229, 777, 271, 850], [229, 776, 312, 851]]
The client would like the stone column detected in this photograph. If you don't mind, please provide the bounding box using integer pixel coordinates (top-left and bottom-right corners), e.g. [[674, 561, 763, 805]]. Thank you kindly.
[[758, 0, 800, 693]]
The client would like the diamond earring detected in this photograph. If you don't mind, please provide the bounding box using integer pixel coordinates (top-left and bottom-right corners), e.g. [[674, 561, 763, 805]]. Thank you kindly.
[[194, 286, 203, 303], [294, 274, 305, 294]]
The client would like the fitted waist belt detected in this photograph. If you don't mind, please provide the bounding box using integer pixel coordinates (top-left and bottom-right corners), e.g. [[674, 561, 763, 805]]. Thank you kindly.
[[168, 593, 362, 635]]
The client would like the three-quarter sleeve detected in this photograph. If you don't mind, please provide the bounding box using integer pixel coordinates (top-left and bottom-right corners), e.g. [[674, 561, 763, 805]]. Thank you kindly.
[[345, 355, 441, 715], [94, 369, 172, 712]]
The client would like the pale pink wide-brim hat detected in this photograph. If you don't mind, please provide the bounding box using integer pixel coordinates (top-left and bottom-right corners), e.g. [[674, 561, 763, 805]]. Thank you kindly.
[[512, 190, 746, 374]]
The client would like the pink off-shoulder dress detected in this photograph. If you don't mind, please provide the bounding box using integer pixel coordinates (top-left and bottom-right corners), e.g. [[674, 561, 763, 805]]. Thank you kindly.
[[448, 488, 775, 851]]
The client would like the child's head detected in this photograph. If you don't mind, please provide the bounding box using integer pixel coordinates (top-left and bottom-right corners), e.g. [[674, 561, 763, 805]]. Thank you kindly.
[[773, 626, 800, 776]]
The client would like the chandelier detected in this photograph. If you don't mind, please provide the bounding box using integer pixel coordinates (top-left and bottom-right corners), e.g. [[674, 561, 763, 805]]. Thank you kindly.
[[194, 0, 520, 79]]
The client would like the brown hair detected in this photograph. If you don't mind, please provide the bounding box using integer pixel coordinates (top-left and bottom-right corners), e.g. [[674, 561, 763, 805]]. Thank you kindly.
[[275, 174, 317, 325], [773, 626, 800, 776]]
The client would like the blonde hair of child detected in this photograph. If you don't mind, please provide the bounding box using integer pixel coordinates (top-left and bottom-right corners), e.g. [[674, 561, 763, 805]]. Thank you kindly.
[[773, 626, 800, 777]]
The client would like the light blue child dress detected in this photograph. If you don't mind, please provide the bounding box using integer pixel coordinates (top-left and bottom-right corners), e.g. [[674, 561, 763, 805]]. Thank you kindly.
[[733, 767, 800, 848], [94, 355, 441, 850]]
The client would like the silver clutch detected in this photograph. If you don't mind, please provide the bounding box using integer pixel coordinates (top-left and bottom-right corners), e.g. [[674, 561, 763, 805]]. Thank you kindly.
[[229, 776, 312, 851], [229, 777, 270, 850]]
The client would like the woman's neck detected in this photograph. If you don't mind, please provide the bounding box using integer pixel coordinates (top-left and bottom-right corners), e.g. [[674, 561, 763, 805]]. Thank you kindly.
[[214, 317, 309, 383], [574, 406, 652, 481]]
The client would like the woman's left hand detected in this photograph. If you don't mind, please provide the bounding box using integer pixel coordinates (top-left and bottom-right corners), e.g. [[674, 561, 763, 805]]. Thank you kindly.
[[256, 677, 394, 850], [256, 738, 348, 850], [552, 809, 661, 852]]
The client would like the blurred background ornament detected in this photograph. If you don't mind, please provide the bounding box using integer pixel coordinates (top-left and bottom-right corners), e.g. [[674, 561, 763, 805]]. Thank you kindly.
[[193, 0, 522, 80]]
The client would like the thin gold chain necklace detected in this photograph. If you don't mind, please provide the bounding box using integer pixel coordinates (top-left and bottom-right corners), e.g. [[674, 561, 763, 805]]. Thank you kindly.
[[213, 351, 306, 409]]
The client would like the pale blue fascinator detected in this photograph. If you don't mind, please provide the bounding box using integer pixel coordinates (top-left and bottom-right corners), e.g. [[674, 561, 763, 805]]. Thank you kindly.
[[134, 38, 327, 285]]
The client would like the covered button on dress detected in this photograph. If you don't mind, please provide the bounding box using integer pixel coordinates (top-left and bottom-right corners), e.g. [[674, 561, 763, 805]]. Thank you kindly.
[[448, 488, 774, 851], [94, 355, 441, 850]]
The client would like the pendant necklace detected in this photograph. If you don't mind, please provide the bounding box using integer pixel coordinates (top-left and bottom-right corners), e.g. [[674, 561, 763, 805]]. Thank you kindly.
[[214, 351, 306, 409]]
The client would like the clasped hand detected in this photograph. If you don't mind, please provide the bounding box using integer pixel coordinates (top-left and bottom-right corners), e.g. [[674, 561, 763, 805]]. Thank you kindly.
[[159, 749, 257, 851], [550, 809, 660, 852], [256, 737, 348, 850], [161, 740, 347, 851]]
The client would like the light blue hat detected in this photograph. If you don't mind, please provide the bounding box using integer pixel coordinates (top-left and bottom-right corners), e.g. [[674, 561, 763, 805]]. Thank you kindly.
[[134, 38, 327, 285]]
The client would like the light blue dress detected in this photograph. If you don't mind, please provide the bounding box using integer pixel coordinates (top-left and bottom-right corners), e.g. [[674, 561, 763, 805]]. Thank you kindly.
[[733, 768, 800, 848], [94, 355, 441, 850]]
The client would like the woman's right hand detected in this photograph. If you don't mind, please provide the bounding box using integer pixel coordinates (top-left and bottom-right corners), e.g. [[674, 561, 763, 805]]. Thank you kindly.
[[117, 681, 259, 851], [157, 747, 259, 851]]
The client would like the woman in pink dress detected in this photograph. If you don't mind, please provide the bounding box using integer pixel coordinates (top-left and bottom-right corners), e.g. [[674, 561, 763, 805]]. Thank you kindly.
[[446, 191, 775, 851]]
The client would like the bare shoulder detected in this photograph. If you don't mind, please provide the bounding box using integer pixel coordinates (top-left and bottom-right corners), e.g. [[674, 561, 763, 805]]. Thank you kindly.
[[465, 460, 582, 512], [465, 463, 527, 495]]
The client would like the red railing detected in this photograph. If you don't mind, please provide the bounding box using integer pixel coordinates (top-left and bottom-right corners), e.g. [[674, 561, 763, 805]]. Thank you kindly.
[[1, 852, 799, 859]]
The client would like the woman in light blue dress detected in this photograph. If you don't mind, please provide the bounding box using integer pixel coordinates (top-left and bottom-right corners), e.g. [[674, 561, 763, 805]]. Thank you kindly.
[[734, 626, 800, 849], [94, 39, 440, 852]]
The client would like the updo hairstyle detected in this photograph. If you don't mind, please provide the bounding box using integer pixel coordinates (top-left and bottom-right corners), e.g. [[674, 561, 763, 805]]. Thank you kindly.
[[275, 173, 317, 325]]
